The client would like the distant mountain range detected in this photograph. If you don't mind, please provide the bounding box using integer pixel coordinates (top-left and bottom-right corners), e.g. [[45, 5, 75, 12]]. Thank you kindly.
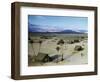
[[28, 23, 87, 34], [76, 30, 88, 33], [61, 30, 87, 34]]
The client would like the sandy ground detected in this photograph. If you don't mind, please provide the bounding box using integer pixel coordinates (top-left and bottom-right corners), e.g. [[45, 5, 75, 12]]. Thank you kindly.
[[28, 35, 88, 66]]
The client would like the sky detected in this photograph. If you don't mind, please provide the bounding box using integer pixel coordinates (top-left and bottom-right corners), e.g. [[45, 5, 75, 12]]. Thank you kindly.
[[28, 15, 88, 31]]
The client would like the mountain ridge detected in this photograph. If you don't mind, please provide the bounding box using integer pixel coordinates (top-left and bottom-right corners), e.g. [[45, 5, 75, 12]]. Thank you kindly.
[[28, 23, 87, 34]]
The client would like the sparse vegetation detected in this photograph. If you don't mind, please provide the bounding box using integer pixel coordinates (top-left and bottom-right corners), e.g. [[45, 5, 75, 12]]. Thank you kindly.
[[74, 45, 84, 51], [28, 33, 88, 66], [56, 46, 60, 62], [57, 39, 65, 61]]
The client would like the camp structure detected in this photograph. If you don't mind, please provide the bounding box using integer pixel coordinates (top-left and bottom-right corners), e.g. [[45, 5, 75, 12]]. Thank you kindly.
[[35, 53, 52, 63]]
